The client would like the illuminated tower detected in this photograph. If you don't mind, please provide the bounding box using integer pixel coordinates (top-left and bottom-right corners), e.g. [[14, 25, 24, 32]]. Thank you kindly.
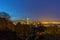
[[27, 18, 32, 24], [27, 18, 29, 24]]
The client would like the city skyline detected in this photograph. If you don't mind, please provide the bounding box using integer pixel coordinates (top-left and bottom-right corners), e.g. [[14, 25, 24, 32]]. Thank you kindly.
[[0, 0, 60, 21]]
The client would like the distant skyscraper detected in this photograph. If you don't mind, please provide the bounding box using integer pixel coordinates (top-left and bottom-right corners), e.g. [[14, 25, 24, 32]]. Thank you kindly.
[[27, 18, 32, 24], [27, 18, 29, 24]]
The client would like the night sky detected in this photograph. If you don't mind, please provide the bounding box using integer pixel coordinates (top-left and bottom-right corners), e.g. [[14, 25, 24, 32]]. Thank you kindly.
[[0, 0, 60, 21]]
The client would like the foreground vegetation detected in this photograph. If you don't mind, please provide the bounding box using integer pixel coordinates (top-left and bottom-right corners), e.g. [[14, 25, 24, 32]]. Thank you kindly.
[[0, 12, 60, 40]]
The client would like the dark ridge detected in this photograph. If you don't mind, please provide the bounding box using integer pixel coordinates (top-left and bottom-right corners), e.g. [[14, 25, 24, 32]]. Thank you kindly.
[[0, 30, 19, 40]]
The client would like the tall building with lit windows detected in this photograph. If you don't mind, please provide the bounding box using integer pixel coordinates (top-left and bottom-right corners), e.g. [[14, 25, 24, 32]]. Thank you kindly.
[[27, 18, 32, 24]]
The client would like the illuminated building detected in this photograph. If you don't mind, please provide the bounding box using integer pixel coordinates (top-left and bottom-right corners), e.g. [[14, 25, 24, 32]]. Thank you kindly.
[[27, 18, 33, 24], [13, 18, 60, 27], [20, 20, 27, 24], [13, 21, 18, 25]]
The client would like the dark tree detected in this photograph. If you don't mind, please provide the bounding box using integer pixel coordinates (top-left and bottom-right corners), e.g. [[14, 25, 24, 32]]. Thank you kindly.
[[38, 24, 46, 32], [0, 12, 10, 20], [37, 23, 46, 40]]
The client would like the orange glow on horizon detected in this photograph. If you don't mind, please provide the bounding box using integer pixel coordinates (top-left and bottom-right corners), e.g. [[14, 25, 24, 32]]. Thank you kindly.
[[41, 22, 60, 24]]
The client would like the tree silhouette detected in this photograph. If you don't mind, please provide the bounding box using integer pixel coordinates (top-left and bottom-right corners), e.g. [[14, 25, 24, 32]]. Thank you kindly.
[[38, 23, 46, 32], [0, 12, 19, 40], [0, 12, 10, 20]]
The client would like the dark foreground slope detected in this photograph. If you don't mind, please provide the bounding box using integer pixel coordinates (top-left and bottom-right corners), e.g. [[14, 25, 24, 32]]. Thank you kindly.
[[0, 30, 19, 40]]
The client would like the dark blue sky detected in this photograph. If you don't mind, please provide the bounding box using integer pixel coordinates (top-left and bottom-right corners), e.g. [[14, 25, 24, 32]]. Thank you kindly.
[[0, 0, 60, 21]]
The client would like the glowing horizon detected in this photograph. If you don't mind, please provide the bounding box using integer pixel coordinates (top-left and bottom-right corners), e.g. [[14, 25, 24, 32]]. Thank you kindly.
[[0, 0, 60, 21]]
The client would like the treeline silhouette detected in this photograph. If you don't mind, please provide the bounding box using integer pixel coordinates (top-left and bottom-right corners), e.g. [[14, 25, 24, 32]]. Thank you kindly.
[[0, 12, 60, 40]]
